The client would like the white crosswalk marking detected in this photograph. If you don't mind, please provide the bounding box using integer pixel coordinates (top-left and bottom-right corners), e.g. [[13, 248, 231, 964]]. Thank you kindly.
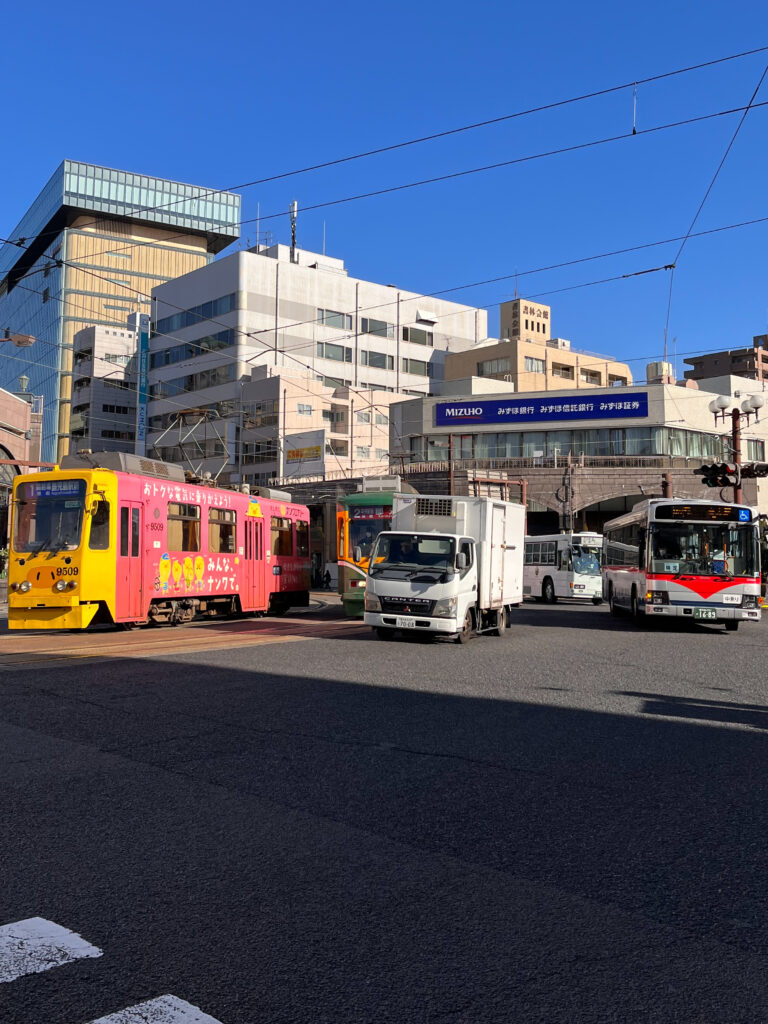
[[86, 994, 224, 1023], [0, 917, 102, 983]]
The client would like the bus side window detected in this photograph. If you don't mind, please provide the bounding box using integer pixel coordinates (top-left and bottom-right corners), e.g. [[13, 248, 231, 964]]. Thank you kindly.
[[89, 500, 110, 550]]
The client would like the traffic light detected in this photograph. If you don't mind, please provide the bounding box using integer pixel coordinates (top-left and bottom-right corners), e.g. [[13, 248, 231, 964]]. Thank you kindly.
[[694, 463, 741, 488], [740, 463, 768, 479]]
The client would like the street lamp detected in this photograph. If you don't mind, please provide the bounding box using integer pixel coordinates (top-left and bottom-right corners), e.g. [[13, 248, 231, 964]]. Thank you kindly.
[[708, 393, 764, 503]]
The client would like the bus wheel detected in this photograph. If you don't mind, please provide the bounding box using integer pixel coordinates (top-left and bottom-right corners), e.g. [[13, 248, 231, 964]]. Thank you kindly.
[[724, 620, 740, 632], [609, 585, 620, 616], [375, 627, 395, 640], [542, 578, 556, 603], [631, 587, 640, 619]]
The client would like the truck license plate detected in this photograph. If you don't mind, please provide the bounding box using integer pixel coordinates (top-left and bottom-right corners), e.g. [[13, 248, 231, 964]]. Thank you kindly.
[[395, 616, 416, 629], [694, 608, 717, 620]]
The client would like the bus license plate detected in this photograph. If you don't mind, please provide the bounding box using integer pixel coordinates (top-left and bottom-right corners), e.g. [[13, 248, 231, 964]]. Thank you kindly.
[[396, 616, 416, 629], [694, 608, 717, 620]]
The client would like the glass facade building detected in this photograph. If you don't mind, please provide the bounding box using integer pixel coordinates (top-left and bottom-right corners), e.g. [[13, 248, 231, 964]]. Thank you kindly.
[[0, 161, 240, 461]]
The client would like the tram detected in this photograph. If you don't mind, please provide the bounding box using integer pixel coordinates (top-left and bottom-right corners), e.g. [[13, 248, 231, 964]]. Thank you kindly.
[[7, 451, 311, 630], [336, 485, 396, 617]]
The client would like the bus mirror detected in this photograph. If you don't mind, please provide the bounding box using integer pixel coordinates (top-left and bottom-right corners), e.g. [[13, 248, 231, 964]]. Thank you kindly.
[[456, 552, 467, 570], [353, 546, 362, 563]]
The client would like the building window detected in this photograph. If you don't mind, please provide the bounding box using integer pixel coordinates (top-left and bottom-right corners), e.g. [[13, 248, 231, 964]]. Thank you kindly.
[[297, 403, 312, 415], [150, 329, 235, 369], [551, 364, 574, 380], [608, 375, 627, 387], [317, 342, 352, 362], [356, 411, 371, 423], [321, 376, 351, 388], [317, 308, 352, 331], [355, 446, 371, 459], [360, 350, 394, 370], [167, 502, 201, 551], [402, 327, 433, 346], [580, 369, 602, 385], [375, 448, 388, 460], [478, 358, 511, 377], [524, 357, 546, 374], [375, 412, 388, 425], [209, 508, 236, 554], [401, 358, 430, 376], [154, 294, 237, 335], [361, 317, 394, 339]]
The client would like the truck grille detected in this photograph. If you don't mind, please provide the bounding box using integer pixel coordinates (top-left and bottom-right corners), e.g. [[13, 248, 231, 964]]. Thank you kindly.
[[379, 596, 435, 615]]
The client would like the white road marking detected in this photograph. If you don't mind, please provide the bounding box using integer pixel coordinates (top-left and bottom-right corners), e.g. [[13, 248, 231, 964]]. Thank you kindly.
[[86, 995, 224, 1023], [0, 917, 102, 983]]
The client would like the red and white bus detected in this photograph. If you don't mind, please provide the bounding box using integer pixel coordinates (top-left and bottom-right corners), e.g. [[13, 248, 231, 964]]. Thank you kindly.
[[602, 498, 761, 630]]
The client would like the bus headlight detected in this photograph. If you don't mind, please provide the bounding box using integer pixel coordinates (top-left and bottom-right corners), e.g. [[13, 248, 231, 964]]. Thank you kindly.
[[54, 579, 68, 592], [364, 594, 381, 612], [743, 595, 757, 608], [18, 580, 31, 594], [433, 596, 458, 618], [647, 591, 669, 605]]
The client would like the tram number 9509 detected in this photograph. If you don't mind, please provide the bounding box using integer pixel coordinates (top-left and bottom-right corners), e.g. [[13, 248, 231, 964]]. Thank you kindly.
[[56, 567, 79, 577]]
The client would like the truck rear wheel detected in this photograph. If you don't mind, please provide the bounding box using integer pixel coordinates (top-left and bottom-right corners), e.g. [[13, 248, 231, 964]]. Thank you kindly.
[[455, 609, 474, 644], [490, 608, 506, 637]]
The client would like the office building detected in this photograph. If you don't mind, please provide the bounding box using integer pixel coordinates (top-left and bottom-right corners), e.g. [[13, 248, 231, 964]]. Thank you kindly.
[[146, 244, 486, 478], [0, 160, 240, 461], [444, 298, 632, 391], [70, 323, 140, 453]]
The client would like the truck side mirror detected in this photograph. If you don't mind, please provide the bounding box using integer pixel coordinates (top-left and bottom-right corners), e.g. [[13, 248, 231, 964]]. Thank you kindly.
[[456, 552, 467, 570], [353, 546, 362, 563]]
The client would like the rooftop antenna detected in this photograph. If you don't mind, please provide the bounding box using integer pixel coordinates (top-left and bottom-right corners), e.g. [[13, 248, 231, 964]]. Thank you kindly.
[[323, 220, 326, 256], [256, 203, 260, 250], [514, 268, 518, 299], [290, 200, 298, 263]]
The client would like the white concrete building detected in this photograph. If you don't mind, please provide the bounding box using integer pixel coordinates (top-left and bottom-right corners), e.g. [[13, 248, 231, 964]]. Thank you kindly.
[[146, 244, 486, 479], [70, 324, 138, 453]]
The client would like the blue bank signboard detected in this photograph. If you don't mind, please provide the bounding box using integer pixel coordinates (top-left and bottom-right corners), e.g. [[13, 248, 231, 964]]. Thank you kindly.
[[434, 392, 649, 427]]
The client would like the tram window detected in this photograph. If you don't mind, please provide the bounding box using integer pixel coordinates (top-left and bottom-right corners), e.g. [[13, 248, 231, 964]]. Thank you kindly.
[[89, 500, 110, 550], [271, 516, 293, 556], [167, 502, 201, 551], [120, 507, 129, 557], [296, 520, 309, 557], [209, 508, 236, 554], [131, 508, 140, 557]]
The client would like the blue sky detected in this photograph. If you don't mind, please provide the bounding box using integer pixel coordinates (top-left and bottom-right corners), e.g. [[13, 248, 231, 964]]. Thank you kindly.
[[4, 0, 768, 382]]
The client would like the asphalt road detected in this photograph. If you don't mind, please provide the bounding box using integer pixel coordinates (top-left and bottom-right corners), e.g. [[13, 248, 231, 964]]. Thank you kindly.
[[1, 601, 767, 1023]]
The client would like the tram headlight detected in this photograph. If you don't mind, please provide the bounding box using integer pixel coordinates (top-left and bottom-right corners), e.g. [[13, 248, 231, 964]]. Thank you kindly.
[[54, 579, 68, 592], [364, 593, 381, 612], [18, 580, 31, 594]]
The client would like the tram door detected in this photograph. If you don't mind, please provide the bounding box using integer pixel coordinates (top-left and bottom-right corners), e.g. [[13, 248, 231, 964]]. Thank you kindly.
[[118, 502, 144, 619], [245, 518, 266, 612]]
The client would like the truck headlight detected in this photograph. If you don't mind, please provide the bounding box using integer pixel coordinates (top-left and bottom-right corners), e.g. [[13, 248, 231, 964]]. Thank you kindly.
[[433, 596, 457, 618], [364, 594, 381, 612]]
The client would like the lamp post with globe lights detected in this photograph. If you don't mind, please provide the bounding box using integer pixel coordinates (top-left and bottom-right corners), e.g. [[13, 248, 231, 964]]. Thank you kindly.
[[708, 393, 765, 503]]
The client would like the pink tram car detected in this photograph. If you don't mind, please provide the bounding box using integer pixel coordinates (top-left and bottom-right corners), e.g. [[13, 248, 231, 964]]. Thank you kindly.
[[7, 452, 311, 630]]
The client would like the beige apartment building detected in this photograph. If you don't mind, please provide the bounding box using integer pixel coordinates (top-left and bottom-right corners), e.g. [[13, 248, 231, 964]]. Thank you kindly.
[[684, 335, 768, 382], [444, 298, 632, 392]]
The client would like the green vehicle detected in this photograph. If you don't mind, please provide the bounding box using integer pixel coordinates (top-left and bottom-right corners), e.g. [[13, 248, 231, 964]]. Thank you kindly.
[[336, 489, 395, 617]]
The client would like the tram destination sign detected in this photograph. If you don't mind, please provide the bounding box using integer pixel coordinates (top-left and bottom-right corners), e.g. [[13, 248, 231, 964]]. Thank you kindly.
[[434, 392, 649, 427]]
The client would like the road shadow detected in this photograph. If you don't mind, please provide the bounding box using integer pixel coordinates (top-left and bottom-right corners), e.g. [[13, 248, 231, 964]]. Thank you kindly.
[[2, 658, 768, 1022], [616, 690, 768, 730], [507, 603, 735, 635]]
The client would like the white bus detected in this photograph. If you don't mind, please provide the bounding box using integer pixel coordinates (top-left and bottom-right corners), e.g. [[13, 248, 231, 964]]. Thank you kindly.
[[602, 498, 761, 630], [523, 532, 604, 604]]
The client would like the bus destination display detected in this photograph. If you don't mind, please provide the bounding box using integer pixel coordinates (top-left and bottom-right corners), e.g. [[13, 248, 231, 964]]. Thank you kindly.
[[655, 504, 752, 523]]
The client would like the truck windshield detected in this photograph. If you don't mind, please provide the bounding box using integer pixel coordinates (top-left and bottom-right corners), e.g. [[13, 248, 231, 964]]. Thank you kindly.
[[572, 545, 601, 576], [650, 523, 758, 577], [12, 479, 87, 553], [370, 532, 456, 572]]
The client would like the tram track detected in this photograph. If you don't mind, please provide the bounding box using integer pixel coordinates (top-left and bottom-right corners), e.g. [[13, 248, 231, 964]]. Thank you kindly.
[[0, 616, 368, 670]]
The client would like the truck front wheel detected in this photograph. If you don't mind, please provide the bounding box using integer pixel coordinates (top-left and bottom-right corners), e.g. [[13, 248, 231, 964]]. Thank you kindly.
[[455, 609, 474, 644]]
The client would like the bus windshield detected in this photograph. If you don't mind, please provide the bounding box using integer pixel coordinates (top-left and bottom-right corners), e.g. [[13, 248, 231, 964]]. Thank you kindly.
[[13, 479, 87, 553], [650, 522, 758, 577], [370, 532, 456, 573], [572, 544, 601, 575]]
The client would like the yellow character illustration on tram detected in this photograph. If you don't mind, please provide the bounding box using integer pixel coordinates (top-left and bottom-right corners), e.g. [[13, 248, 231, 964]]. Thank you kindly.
[[194, 555, 205, 591], [183, 556, 195, 592], [158, 554, 171, 593], [172, 559, 183, 591]]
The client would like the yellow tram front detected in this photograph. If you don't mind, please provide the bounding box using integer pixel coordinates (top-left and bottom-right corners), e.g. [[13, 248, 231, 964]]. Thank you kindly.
[[8, 469, 118, 630]]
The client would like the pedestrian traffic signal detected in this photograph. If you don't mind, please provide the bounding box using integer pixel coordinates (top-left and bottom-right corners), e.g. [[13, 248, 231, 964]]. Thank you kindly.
[[694, 463, 741, 487]]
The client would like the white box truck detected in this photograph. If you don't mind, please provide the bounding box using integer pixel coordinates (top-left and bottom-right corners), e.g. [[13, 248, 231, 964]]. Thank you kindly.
[[363, 493, 525, 642]]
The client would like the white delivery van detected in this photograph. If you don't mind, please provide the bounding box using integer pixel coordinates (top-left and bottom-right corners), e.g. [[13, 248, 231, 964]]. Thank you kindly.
[[363, 493, 525, 642]]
